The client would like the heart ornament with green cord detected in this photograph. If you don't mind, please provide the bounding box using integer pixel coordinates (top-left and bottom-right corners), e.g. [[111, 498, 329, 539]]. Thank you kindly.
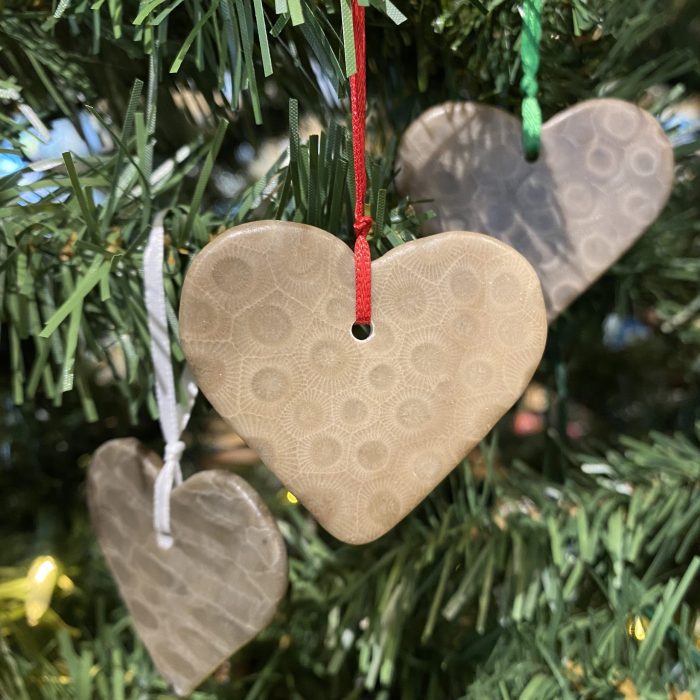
[[396, 0, 674, 320]]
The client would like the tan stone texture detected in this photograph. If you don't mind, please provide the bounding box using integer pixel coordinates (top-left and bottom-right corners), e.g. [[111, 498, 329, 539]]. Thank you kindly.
[[179, 222, 547, 544], [396, 99, 674, 319], [88, 438, 288, 696]]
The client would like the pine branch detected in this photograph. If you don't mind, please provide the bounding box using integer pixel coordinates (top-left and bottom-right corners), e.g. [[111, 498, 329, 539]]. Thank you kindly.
[[2, 425, 699, 697]]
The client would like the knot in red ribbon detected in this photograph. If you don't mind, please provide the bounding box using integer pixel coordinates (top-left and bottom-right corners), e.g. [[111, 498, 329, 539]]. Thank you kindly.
[[354, 215, 373, 240]]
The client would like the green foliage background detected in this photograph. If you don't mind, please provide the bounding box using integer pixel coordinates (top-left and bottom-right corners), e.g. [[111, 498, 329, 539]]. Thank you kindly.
[[1, 0, 699, 697]]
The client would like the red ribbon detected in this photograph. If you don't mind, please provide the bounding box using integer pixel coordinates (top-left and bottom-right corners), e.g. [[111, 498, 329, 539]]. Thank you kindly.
[[350, 0, 372, 325]]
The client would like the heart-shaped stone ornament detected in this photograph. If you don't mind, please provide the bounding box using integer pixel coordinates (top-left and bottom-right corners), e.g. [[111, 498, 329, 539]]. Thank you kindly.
[[179, 222, 547, 544], [395, 98, 674, 319], [88, 438, 288, 696]]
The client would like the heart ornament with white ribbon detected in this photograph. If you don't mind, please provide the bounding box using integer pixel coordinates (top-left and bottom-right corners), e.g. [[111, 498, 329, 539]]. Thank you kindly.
[[179, 221, 548, 544], [396, 99, 674, 319], [89, 216, 288, 696], [88, 438, 288, 696]]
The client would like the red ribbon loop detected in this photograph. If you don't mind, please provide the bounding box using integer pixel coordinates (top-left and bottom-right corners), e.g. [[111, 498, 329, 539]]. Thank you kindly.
[[354, 234, 372, 325], [350, 0, 372, 326]]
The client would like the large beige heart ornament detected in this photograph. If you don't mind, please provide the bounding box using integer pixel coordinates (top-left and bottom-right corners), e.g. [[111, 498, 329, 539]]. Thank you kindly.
[[396, 99, 674, 319], [179, 222, 547, 544], [88, 438, 288, 696]]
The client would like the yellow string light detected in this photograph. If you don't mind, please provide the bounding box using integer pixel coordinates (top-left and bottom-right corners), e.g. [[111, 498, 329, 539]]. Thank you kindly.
[[57, 575, 75, 593], [626, 614, 649, 641], [25, 556, 59, 626], [286, 491, 299, 505]]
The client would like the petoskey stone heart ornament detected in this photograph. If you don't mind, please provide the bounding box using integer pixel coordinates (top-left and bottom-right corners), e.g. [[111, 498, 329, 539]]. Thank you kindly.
[[88, 438, 288, 696], [179, 221, 547, 544], [395, 98, 674, 320]]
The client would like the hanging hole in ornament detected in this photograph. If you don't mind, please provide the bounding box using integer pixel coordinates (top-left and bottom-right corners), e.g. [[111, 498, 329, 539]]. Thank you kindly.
[[351, 323, 373, 341], [524, 147, 540, 164]]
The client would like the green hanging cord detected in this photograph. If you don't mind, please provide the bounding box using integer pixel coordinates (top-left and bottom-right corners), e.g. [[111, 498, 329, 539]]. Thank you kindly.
[[520, 0, 543, 160]]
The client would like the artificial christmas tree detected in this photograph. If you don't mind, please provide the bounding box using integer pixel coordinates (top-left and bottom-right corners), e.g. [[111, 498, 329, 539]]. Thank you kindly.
[[1, 0, 699, 697]]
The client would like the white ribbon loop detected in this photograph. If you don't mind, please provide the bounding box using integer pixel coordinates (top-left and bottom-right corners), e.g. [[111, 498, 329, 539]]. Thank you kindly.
[[153, 440, 185, 549], [143, 214, 198, 550]]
